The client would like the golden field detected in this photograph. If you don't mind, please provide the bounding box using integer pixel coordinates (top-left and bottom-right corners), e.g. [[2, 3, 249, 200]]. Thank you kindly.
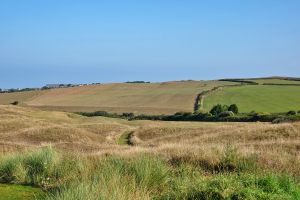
[[0, 81, 236, 114]]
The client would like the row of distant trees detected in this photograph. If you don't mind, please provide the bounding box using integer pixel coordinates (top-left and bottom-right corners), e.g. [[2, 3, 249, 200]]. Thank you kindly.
[[79, 103, 300, 123], [0, 88, 39, 93], [1, 81, 150, 93]]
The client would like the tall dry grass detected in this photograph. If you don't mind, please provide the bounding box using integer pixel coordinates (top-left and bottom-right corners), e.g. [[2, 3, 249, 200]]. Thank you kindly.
[[1, 105, 300, 199], [0, 146, 299, 200]]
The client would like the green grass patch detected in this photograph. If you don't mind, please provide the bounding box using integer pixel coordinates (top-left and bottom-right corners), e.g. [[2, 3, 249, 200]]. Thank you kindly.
[[0, 184, 44, 200], [203, 85, 300, 113]]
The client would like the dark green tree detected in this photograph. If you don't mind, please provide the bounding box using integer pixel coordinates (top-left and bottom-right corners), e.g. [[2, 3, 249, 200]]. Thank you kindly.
[[287, 110, 296, 115], [210, 104, 223, 116], [228, 104, 239, 114]]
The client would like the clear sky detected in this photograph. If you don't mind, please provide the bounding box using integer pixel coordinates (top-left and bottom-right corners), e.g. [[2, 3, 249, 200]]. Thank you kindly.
[[0, 0, 299, 88]]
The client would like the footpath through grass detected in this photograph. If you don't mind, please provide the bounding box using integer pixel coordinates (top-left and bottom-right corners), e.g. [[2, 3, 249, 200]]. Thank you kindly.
[[117, 131, 134, 145]]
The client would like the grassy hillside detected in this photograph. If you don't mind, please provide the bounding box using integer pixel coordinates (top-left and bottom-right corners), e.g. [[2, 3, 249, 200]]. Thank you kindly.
[[203, 85, 300, 113], [0, 91, 43, 105], [1, 106, 300, 199], [18, 80, 235, 114], [2, 78, 298, 115]]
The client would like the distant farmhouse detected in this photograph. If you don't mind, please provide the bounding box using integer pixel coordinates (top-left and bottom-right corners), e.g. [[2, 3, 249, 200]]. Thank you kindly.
[[44, 84, 76, 89], [45, 84, 61, 89]]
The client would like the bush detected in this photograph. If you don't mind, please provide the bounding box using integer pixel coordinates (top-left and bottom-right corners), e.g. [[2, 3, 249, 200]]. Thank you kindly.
[[287, 110, 297, 115], [10, 101, 19, 105], [210, 104, 224, 116], [218, 111, 235, 118], [77, 108, 300, 123], [174, 112, 192, 116], [228, 104, 239, 114], [210, 104, 238, 116], [122, 113, 135, 119]]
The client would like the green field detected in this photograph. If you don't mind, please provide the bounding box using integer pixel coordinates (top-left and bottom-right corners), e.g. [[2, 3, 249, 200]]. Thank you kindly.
[[203, 85, 300, 113], [248, 78, 300, 85]]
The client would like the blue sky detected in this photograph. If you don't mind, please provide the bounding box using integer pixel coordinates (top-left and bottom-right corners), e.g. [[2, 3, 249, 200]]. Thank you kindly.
[[0, 0, 299, 88]]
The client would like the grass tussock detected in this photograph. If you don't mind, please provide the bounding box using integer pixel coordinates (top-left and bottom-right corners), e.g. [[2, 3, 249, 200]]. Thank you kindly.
[[0, 147, 299, 200], [0, 147, 86, 189]]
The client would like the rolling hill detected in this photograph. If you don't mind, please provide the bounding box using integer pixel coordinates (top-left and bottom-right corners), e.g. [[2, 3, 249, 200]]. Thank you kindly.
[[0, 81, 236, 114], [1, 77, 300, 115]]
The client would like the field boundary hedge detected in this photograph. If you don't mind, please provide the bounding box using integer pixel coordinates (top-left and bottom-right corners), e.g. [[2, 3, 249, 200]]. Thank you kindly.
[[77, 110, 300, 123]]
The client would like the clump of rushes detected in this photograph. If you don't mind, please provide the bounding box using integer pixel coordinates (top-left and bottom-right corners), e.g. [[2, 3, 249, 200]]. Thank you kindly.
[[0, 154, 24, 183], [0, 147, 300, 200], [0, 147, 86, 189]]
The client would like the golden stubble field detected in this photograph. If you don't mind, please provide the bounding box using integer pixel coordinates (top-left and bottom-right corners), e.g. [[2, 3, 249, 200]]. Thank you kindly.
[[0, 80, 237, 114], [1, 105, 300, 176]]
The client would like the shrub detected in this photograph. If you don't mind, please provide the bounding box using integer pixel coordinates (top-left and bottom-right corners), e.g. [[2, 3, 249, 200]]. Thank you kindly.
[[210, 104, 224, 116], [272, 118, 289, 124], [122, 113, 134, 119], [251, 112, 270, 117], [259, 112, 270, 116], [222, 105, 229, 111], [174, 112, 192, 116], [210, 104, 237, 116], [218, 111, 235, 118], [10, 101, 19, 105], [77, 109, 300, 123], [228, 104, 239, 114], [287, 110, 297, 115]]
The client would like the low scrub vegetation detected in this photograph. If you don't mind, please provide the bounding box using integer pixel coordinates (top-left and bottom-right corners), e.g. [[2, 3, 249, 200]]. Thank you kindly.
[[10, 101, 19, 105], [78, 105, 300, 123], [0, 147, 300, 200]]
